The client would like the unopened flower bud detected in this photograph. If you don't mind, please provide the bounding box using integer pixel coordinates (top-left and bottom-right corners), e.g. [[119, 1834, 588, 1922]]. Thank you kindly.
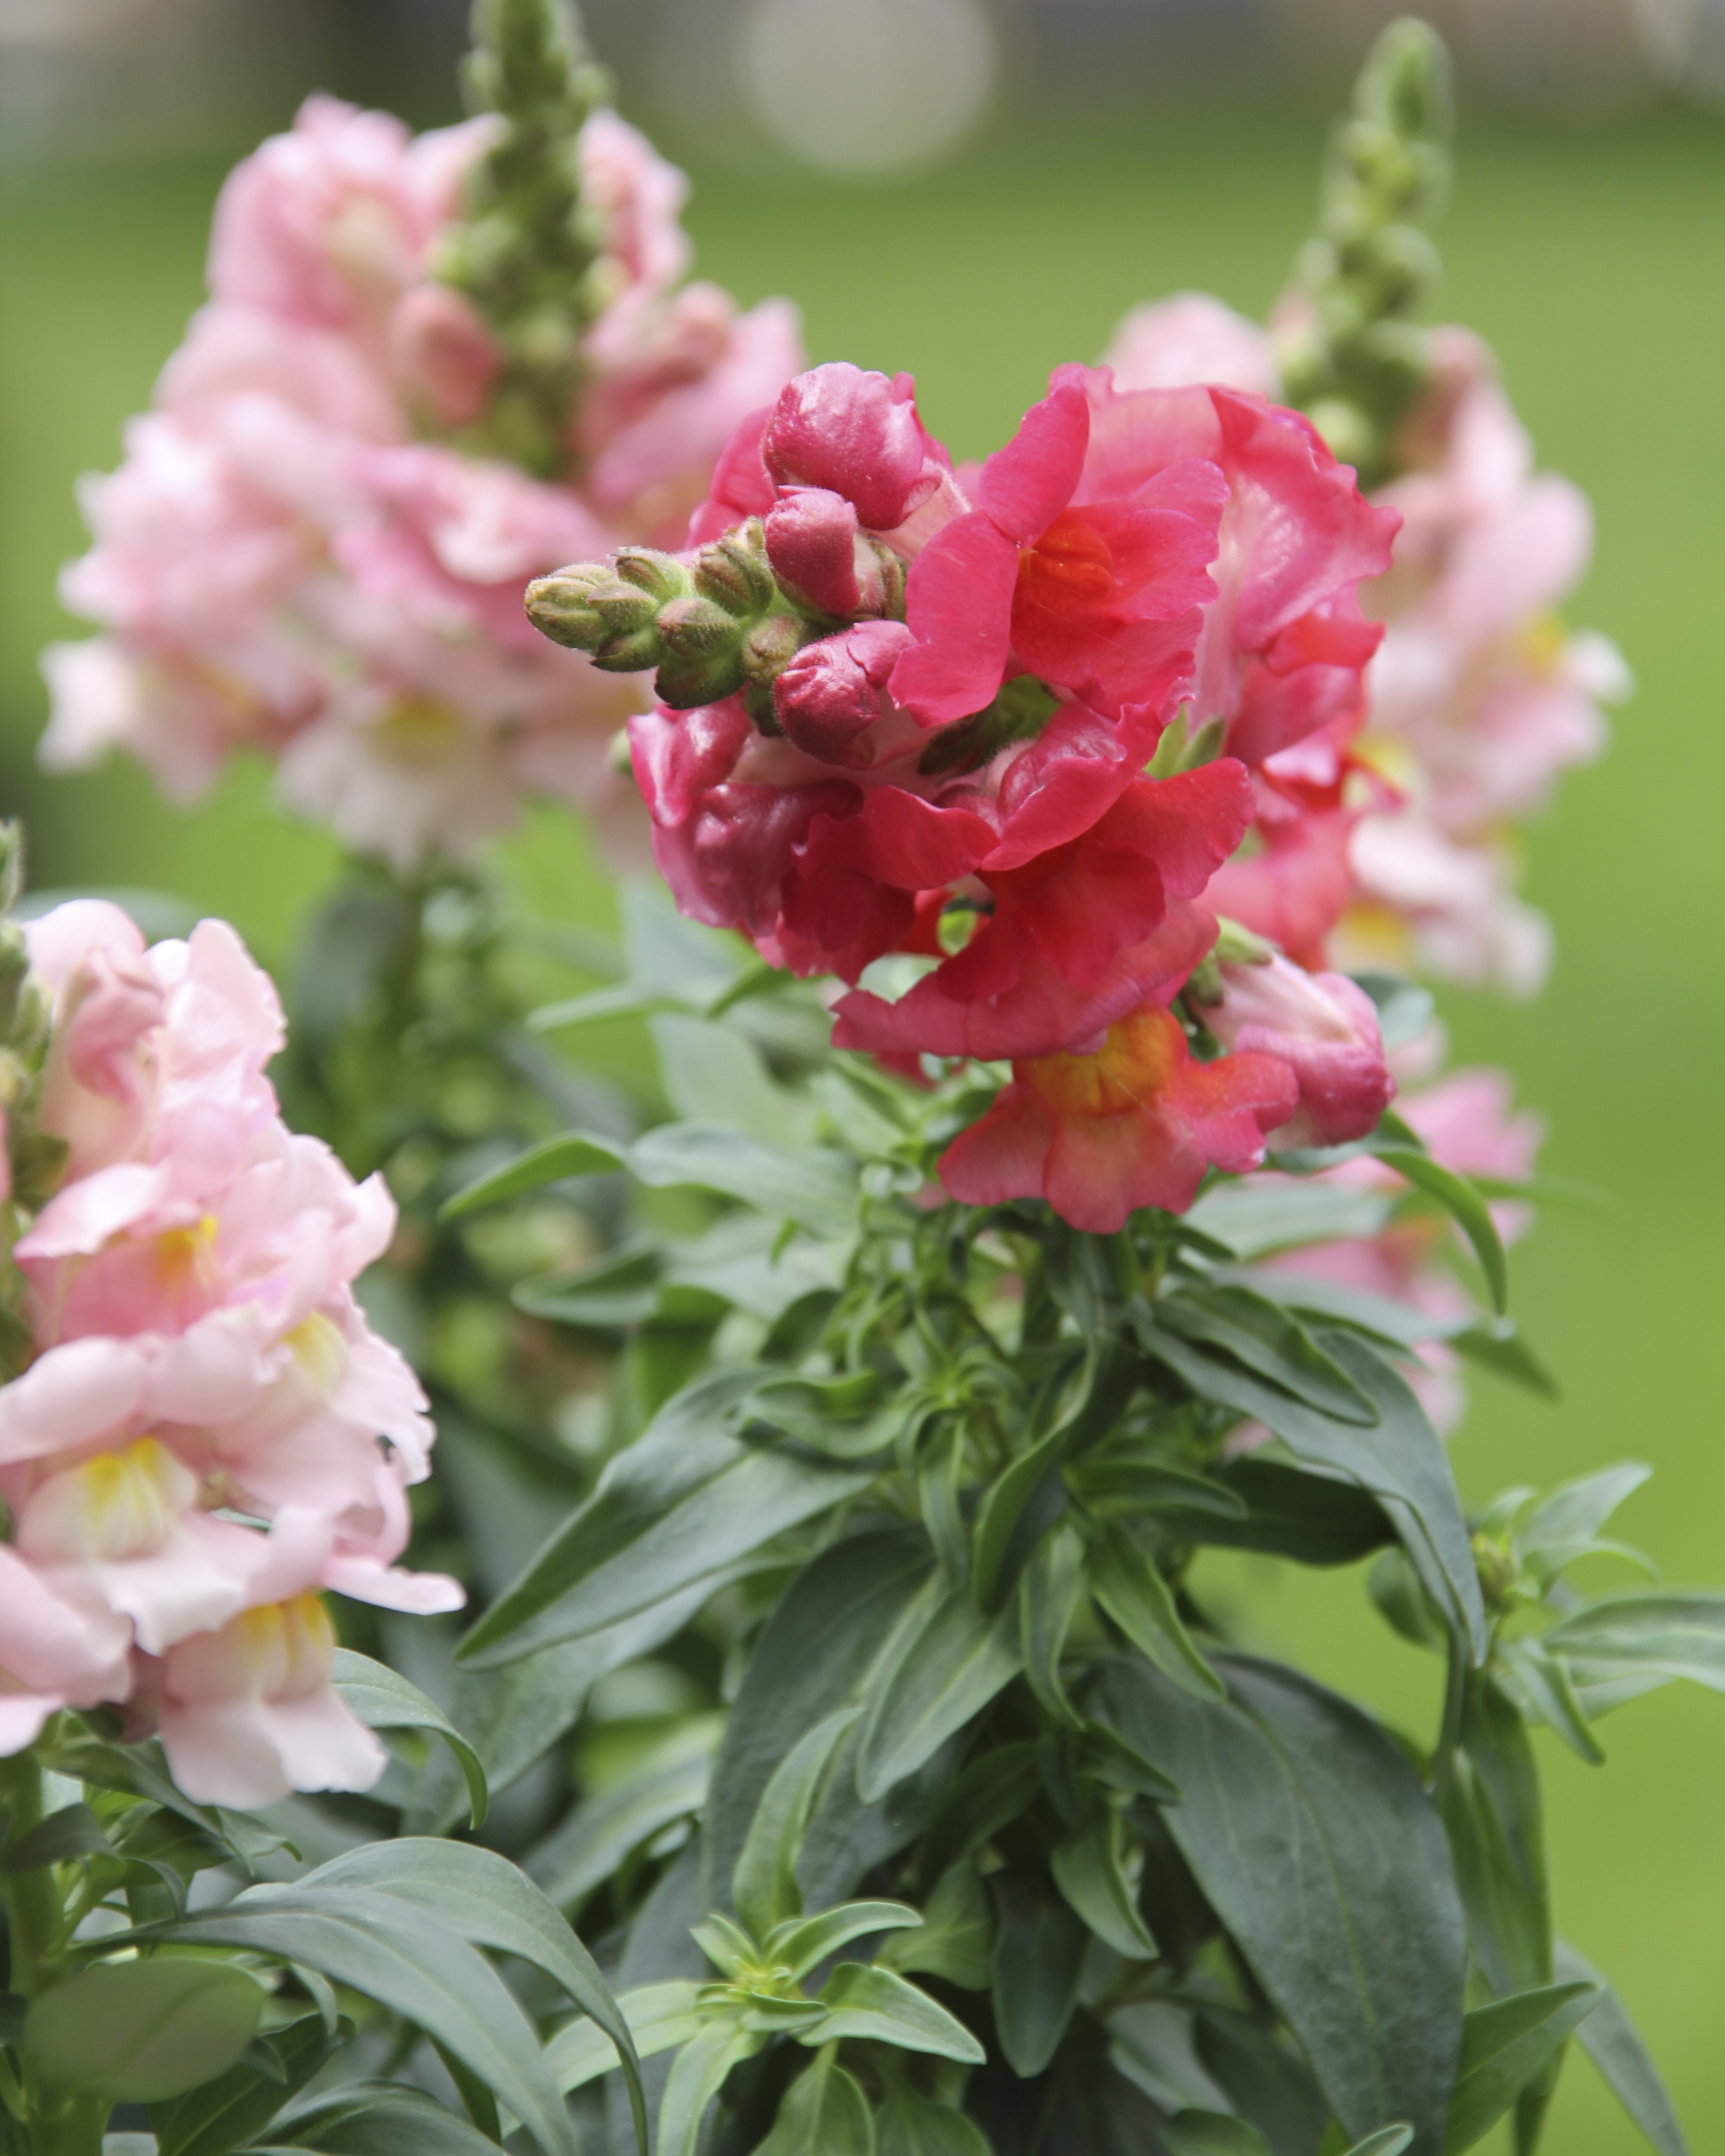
[[693, 522, 777, 620], [525, 561, 616, 651], [740, 609, 810, 690], [0, 923, 28, 1039], [765, 488, 862, 616], [773, 620, 912, 767], [613, 547, 692, 603], [659, 593, 745, 660], [763, 363, 945, 534], [0, 822, 21, 917]]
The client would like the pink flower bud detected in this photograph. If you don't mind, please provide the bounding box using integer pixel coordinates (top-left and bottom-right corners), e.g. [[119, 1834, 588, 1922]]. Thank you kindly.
[[763, 364, 945, 534], [388, 283, 504, 430], [774, 621, 913, 768], [1203, 954, 1393, 1149], [765, 487, 864, 615]]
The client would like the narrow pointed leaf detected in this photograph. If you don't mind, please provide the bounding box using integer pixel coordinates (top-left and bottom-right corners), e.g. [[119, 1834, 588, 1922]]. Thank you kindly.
[[629, 1121, 859, 1234], [756, 2049, 875, 2156], [1018, 1520, 1087, 1729], [1090, 1522, 1223, 1699], [733, 1708, 862, 1938], [1158, 1286, 1379, 1424], [329, 1652, 487, 1829], [295, 1839, 644, 2155], [988, 1871, 1087, 2078], [119, 1887, 579, 2156], [767, 1900, 921, 1981], [1374, 1147, 1508, 1315], [1443, 1981, 1600, 2153], [813, 1963, 984, 2063], [1052, 1805, 1159, 1960], [876, 2084, 992, 2155], [856, 1580, 1023, 1804], [459, 1369, 872, 1666], [249, 2083, 507, 2155], [546, 1983, 702, 2095], [655, 2019, 763, 2156], [440, 1133, 626, 1219], [1553, 1940, 1689, 2156]]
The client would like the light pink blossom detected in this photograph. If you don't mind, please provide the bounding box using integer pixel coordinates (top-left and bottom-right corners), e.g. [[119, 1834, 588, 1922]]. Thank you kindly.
[[1103, 293, 1280, 398]]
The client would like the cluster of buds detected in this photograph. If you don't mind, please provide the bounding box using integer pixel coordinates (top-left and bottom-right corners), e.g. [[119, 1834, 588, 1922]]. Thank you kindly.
[[430, 0, 613, 476], [529, 513, 907, 730], [0, 836, 457, 1803], [1273, 17, 1452, 485]]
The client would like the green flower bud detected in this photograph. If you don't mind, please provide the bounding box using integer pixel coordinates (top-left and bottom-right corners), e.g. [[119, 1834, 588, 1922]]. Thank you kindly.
[[524, 561, 614, 651], [694, 523, 777, 621], [658, 594, 746, 661], [613, 548, 693, 604], [739, 610, 809, 688]]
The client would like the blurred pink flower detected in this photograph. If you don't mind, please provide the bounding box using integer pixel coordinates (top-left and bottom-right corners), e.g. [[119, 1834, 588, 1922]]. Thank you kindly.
[[44, 93, 804, 867], [1103, 293, 1279, 398]]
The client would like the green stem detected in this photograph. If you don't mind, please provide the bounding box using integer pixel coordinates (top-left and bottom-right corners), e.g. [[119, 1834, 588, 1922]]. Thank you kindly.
[[1430, 1629, 1467, 1812], [0, 1753, 60, 2000]]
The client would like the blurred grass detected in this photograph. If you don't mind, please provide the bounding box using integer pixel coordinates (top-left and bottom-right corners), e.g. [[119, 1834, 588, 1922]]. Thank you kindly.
[[3, 94, 1724, 2152]]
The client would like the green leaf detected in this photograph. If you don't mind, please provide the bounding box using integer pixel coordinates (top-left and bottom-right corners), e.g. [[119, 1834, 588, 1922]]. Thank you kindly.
[[876, 1865, 994, 1992], [1142, 1322, 1487, 1662], [328, 1651, 487, 1829], [733, 1707, 862, 1939], [656, 2018, 763, 2156], [458, 1369, 872, 1666], [246, 2083, 505, 2155], [1102, 1655, 1467, 2153], [988, 1870, 1088, 2077], [1168, 1456, 1393, 1568], [154, 2011, 345, 2156], [1187, 1180, 1394, 1257], [1443, 1981, 1600, 2153], [856, 1577, 1024, 1805], [1157, 1285, 1379, 1424], [1374, 1147, 1509, 1316], [1052, 1804, 1159, 1961], [1338, 2135, 1415, 2156], [1447, 1322, 1558, 1402], [1542, 1592, 1725, 1715], [756, 2048, 876, 2156], [1440, 1678, 1551, 1999], [875, 2084, 992, 2156], [1496, 1639, 1605, 1765], [1164, 2111, 1272, 2155], [913, 1743, 1043, 1894], [1515, 1465, 1651, 1589], [2, 1801, 111, 1872], [412, 1580, 727, 1835], [1018, 1520, 1087, 1729], [813, 1963, 984, 2063], [629, 1120, 858, 1235], [703, 1531, 947, 1920], [124, 1886, 579, 2156], [294, 1839, 644, 2155], [1553, 1939, 1689, 2156], [545, 1982, 703, 2095], [528, 1751, 711, 1913], [439, 1132, 626, 1220], [971, 1347, 1136, 1609], [25, 1958, 263, 2103], [767, 1900, 922, 1982], [1089, 1521, 1224, 1699]]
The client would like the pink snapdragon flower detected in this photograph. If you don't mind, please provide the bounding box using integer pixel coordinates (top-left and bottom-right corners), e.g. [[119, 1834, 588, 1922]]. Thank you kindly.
[[940, 1001, 1299, 1234], [150, 1591, 387, 1808], [0, 901, 457, 1799], [1200, 954, 1394, 1149], [43, 94, 804, 867]]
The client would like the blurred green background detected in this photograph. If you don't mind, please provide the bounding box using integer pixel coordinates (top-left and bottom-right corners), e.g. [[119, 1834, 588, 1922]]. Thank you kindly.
[[3, 24, 1724, 2150]]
